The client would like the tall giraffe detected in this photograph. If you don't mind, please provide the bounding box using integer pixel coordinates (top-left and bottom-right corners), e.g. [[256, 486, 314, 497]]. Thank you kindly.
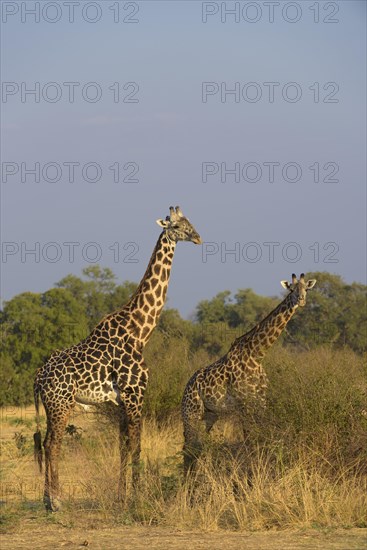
[[34, 206, 201, 511], [181, 273, 316, 475]]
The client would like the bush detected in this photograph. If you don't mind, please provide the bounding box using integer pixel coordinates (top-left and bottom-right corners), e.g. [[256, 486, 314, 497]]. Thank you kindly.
[[144, 331, 211, 420], [259, 346, 366, 470]]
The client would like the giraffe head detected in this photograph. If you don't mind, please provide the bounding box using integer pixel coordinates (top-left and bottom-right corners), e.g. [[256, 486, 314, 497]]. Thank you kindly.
[[280, 273, 317, 307], [156, 206, 202, 244]]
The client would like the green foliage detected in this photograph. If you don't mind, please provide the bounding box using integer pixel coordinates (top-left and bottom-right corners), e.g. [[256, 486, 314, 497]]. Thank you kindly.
[[193, 289, 278, 356], [0, 289, 88, 405], [285, 272, 367, 352], [262, 346, 367, 468], [194, 272, 366, 355], [0, 267, 136, 406], [157, 308, 194, 341], [56, 265, 136, 330], [196, 291, 232, 324], [195, 288, 277, 329], [144, 331, 210, 420], [0, 268, 365, 409], [229, 288, 278, 329]]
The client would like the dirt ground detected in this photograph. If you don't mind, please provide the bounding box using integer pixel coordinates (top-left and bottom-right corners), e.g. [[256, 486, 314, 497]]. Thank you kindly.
[[1, 524, 366, 550]]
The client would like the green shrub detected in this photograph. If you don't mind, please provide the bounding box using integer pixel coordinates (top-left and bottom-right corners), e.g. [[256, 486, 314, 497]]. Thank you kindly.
[[262, 346, 367, 469]]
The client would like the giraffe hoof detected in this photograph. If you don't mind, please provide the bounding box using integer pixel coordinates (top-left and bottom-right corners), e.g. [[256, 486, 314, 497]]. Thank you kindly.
[[44, 495, 61, 512]]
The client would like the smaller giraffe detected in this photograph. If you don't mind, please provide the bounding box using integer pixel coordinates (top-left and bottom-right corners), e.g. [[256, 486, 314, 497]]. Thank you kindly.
[[181, 273, 317, 475]]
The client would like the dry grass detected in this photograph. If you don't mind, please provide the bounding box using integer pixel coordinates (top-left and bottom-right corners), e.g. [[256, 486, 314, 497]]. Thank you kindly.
[[1, 408, 366, 532], [1, 347, 366, 532]]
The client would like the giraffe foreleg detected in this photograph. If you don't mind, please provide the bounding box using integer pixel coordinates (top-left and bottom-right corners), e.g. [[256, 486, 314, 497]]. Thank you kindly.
[[116, 358, 147, 503], [127, 412, 142, 489], [117, 408, 143, 501], [117, 391, 145, 502]]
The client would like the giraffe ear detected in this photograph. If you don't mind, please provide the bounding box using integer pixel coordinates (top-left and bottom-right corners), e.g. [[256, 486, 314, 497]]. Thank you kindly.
[[156, 219, 169, 228], [307, 279, 317, 290], [280, 280, 290, 289]]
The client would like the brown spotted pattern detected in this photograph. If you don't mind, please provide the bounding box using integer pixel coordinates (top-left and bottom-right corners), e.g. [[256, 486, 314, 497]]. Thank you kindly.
[[181, 274, 317, 475], [34, 207, 201, 511]]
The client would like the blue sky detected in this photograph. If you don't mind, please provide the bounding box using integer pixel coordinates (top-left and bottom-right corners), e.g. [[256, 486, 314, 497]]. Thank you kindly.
[[1, 0, 366, 318]]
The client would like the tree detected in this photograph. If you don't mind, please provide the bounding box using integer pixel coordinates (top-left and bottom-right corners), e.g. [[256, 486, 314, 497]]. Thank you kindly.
[[193, 289, 278, 356], [57, 266, 136, 330], [0, 266, 139, 405], [285, 272, 367, 353], [0, 289, 88, 405], [193, 273, 366, 355], [1, 269, 365, 406], [229, 288, 278, 329], [195, 291, 232, 325]]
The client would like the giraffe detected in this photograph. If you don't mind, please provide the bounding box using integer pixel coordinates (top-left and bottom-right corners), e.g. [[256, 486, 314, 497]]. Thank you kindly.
[[33, 206, 201, 511], [181, 273, 317, 475]]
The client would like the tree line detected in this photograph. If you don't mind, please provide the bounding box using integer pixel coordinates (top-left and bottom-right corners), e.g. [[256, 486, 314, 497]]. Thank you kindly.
[[1, 266, 365, 408]]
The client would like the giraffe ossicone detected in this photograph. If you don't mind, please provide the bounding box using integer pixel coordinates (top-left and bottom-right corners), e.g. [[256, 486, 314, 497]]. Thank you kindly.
[[33, 206, 201, 512], [181, 273, 317, 476]]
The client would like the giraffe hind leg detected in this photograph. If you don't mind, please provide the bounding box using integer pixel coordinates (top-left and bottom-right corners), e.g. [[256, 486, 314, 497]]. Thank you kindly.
[[183, 413, 206, 477], [117, 404, 129, 504], [43, 404, 72, 512], [204, 410, 218, 434], [183, 410, 218, 475]]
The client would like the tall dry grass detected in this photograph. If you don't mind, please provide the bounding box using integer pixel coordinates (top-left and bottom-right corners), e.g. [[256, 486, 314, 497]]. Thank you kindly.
[[60, 419, 366, 530], [1, 346, 366, 531]]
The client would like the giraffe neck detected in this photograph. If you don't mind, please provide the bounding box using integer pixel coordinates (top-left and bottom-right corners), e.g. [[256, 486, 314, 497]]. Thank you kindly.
[[125, 232, 176, 345], [234, 293, 298, 361]]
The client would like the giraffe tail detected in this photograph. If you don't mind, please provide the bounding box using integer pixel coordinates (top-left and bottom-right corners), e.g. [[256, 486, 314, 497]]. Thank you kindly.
[[33, 380, 43, 473]]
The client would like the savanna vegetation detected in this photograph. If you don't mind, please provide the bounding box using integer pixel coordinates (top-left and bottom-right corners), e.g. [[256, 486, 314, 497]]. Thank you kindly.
[[1, 266, 366, 535], [1, 266, 366, 409]]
